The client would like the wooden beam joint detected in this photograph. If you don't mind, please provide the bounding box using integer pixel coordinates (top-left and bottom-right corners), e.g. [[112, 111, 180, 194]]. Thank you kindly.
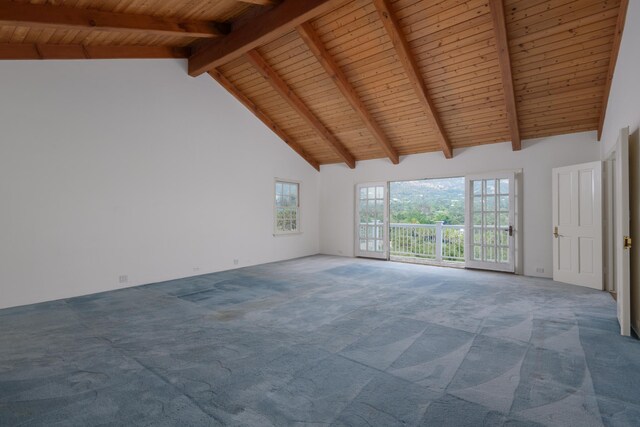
[[189, 0, 344, 76]]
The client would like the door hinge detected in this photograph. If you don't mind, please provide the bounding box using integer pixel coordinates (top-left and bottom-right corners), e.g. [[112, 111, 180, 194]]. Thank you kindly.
[[623, 236, 632, 250]]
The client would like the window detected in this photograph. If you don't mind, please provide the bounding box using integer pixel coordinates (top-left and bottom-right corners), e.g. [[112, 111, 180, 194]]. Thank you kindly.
[[275, 180, 300, 234]]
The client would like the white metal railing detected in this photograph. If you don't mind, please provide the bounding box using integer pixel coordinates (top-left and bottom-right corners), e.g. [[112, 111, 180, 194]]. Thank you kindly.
[[389, 221, 465, 263]]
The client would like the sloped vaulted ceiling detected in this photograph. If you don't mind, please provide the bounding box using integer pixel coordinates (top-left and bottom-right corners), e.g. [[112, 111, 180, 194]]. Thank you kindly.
[[0, 0, 629, 170]]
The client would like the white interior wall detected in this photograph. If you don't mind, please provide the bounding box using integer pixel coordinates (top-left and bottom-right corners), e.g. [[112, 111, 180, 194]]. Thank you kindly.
[[600, 0, 640, 156], [2, 7, 638, 311], [319, 133, 601, 278], [0, 59, 319, 309], [599, 0, 640, 333]]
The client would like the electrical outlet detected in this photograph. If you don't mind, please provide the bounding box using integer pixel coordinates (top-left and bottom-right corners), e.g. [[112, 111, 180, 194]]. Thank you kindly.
[[536, 267, 545, 274], [233, 259, 239, 265], [118, 275, 128, 284]]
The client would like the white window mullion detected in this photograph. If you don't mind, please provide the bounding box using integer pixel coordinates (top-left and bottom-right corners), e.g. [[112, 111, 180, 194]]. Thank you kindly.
[[465, 172, 515, 272], [274, 180, 300, 235]]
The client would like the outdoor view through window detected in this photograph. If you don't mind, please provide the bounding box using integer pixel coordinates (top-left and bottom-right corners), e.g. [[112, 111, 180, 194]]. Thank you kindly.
[[275, 181, 299, 234], [390, 177, 465, 265]]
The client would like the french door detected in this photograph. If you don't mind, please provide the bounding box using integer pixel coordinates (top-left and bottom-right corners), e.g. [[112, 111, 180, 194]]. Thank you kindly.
[[465, 172, 516, 272], [355, 182, 388, 259]]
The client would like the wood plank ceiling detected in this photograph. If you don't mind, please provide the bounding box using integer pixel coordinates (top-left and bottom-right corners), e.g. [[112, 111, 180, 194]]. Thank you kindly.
[[0, 0, 629, 170]]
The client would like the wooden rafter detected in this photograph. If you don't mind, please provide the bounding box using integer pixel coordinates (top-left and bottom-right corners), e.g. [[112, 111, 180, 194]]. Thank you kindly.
[[188, 0, 344, 76], [0, 2, 225, 39], [237, 0, 278, 5], [0, 44, 189, 60], [297, 22, 399, 165], [598, 0, 629, 141], [245, 49, 356, 169], [489, 0, 521, 151], [209, 69, 320, 171], [372, 0, 453, 159], [0, 0, 623, 161]]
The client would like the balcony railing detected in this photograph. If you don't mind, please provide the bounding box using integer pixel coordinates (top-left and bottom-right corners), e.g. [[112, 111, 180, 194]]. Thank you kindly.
[[390, 221, 465, 263]]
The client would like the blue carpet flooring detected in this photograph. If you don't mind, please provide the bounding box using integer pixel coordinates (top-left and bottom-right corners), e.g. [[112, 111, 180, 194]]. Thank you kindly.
[[1, 255, 639, 426]]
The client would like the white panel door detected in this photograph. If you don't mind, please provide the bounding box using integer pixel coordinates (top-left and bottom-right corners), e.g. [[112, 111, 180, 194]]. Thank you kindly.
[[465, 172, 515, 272], [552, 161, 603, 289], [355, 182, 388, 259], [614, 127, 631, 336]]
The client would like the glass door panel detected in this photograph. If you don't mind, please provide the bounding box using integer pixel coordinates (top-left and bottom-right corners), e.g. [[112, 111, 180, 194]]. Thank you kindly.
[[465, 173, 515, 272], [356, 182, 388, 259]]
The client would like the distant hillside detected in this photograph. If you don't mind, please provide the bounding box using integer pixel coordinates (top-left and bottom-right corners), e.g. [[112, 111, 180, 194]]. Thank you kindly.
[[390, 177, 465, 225]]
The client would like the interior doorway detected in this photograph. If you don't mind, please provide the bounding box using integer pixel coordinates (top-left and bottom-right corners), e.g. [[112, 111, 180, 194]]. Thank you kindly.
[[605, 156, 617, 297], [602, 127, 631, 336], [388, 177, 465, 267], [551, 161, 603, 289]]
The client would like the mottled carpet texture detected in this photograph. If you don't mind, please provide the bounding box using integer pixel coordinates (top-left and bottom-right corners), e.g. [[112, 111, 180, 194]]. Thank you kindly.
[[1, 256, 639, 426]]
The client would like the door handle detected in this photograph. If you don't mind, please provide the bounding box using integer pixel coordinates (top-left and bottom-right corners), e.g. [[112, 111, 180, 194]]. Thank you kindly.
[[508, 225, 513, 236], [624, 236, 632, 250], [553, 226, 560, 238]]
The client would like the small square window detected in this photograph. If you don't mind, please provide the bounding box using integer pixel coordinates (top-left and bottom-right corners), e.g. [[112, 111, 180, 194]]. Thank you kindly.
[[275, 180, 300, 234]]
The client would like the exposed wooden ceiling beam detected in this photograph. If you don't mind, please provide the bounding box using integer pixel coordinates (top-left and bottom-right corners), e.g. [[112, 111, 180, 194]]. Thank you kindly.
[[0, 2, 225, 39], [598, 0, 629, 141], [245, 49, 356, 169], [373, 0, 453, 159], [237, 0, 278, 5], [188, 0, 344, 77], [297, 22, 399, 165], [0, 43, 189, 60], [489, 0, 521, 151], [209, 69, 320, 171]]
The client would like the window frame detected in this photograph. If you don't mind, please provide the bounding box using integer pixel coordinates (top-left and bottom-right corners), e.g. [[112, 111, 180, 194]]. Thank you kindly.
[[274, 178, 301, 236]]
